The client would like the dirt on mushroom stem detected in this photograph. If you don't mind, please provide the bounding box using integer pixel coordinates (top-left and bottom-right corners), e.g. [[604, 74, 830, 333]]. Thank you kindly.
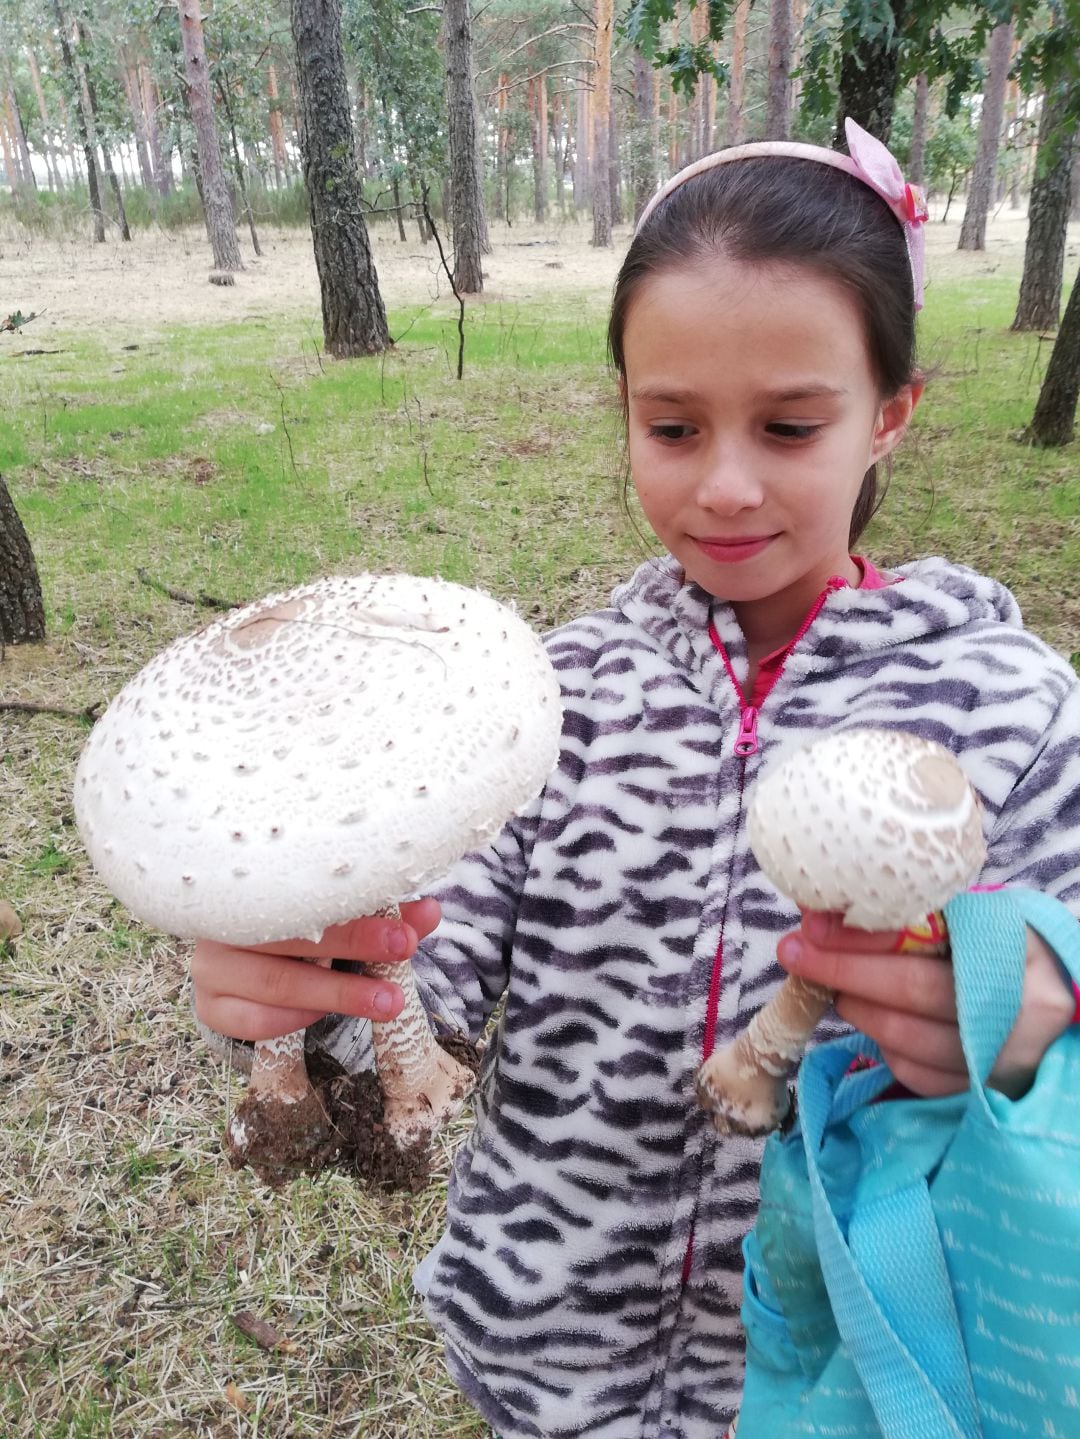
[[231, 1033, 482, 1193]]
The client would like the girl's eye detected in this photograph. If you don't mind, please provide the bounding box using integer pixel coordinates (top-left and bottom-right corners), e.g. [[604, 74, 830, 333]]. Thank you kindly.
[[646, 423, 695, 443], [767, 422, 821, 441]]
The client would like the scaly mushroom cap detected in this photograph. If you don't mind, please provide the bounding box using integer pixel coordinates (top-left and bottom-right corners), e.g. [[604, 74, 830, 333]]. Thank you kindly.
[[75, 574, 563, 944], [746, 729, 986, 930]]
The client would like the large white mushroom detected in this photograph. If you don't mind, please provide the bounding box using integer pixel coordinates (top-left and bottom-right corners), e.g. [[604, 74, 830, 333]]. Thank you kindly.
[[696, 728, 987, 1136], [75, 573, 563, 1186]]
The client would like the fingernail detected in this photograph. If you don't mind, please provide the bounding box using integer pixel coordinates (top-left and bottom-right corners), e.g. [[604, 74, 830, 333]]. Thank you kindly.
[[778, 935, 804, 968], [386, 925, 409, 957], [373, 988, 398, 1017]]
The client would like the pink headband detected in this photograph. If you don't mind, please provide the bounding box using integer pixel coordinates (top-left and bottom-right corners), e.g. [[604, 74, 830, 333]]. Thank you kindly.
[[635, 118, 928, 310]]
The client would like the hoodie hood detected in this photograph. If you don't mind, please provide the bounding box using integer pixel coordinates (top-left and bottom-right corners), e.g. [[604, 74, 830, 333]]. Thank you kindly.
[[611, 554, 1026, 702]]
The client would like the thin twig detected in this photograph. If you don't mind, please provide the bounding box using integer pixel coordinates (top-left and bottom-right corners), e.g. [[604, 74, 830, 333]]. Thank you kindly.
[[136, 568, 235, 610], [420, 184, 466, 381]]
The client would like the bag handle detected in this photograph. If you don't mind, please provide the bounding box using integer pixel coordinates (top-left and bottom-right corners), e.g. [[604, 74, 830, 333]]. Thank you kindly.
[[798, 1044, 978, 1438], [800, 888, 1080, 1439], [946, 888, 1080, 1116]]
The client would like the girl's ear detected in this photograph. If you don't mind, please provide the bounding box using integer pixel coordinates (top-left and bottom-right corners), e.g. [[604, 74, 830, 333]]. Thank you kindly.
[[870, 378, 925, 463]]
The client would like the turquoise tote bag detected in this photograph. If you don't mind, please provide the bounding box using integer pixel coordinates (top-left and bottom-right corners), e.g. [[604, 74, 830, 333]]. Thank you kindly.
[[737, 887, 1080, 1439]]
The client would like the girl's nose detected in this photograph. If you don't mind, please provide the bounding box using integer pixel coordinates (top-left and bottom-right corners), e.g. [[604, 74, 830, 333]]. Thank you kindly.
[[695, 445, 765, 514]]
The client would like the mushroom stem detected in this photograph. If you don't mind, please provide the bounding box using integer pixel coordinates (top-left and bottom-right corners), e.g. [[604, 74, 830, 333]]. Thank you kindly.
[[365, 904, 474, 1150], [225, 955, 340, 1185], [697, 916, 948, 1136]]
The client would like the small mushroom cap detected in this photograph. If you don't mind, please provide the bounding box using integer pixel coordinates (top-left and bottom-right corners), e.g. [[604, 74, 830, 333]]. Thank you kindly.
[[75, 574, 563, 945], [746, 729, 986, 930]]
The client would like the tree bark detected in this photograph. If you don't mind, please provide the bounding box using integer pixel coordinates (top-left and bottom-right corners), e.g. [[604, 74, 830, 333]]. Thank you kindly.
[[291, 0, 390, 356], [121, 49, 156, 192], [178, 0, 243, 278], [218, 72, 263, 257], [1012, 88, 1075, 333], [143, 70, 171, 196], [442, 0, 485, 290], [959, 20, 1013, 251], [1024, 266, 1080, 446], [0, 476, 45, 646], [909, 72, 929, 186], [632, 47, 657, 223], [574, 82, 590, 211], [725, 0, 750, 146], [53, 0, 105, 241], [591, 0, 613, 247], [4, 77, 37, 191], [835, 0, 906, 145], [26, 48, 61, 192], [765, 0, 793, 140], [268, 61, 288, 185], [79, 53, 131, 241]]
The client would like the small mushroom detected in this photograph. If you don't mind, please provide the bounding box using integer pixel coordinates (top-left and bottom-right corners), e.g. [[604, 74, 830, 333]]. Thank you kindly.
[[696, 729, 986, 1136], [75, 573, 563, 1185]]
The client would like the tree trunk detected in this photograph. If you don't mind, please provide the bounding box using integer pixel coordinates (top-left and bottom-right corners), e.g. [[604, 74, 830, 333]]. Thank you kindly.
[[5, 78, 37, 192], [143, 70, 171, 196], [835, 0, 906, 145], [79, 53, 131, 241], [0, 114, 18, 194], [632, 48, 656, 223], [529, 75, 546, 222], [291, 0, 390, 356], [218, 73, 263, 257], [552, 86, 564, 211], [53, 0, 105, 241], [0, 476, 46, 646], [574, 82, 590, 211], [1024, 266, 1079, 446], [496, 73, 509, 221], [442, 0, 485, 290], [959, 20, 1013, 251], [909, 72, 929, 185], [26, 48, 62, 192], [121, 51, 156, 191], [1012, 88, 1075, 333], [591, 0, 613, 247], [689, 0, 707, 159], [765, 0, 793, 140], [268, 61, 288, 185], [726, 0, 749, 145], [178, 0, 243, 278]]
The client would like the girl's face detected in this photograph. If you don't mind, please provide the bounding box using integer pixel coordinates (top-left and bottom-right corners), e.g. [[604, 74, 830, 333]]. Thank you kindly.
[[622, 256, 919, 650]]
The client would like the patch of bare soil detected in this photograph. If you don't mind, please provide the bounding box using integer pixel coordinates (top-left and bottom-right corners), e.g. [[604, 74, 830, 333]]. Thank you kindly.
[[1, 201, 1063, 345]]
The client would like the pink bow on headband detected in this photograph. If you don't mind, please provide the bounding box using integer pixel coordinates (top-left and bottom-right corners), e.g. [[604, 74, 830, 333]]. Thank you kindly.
[[842, 119, 928, 309], [635, 118, 928, 310]]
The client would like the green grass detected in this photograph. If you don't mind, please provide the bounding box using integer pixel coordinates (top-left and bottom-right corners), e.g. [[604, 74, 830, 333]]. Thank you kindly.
[[0, 245, 1076, 1439]]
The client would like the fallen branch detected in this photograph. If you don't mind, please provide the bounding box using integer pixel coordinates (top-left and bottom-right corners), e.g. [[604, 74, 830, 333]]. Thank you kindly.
[[420, 184, 466, 381], [0, 699, 102, 723], [137, 568, 235, 610]]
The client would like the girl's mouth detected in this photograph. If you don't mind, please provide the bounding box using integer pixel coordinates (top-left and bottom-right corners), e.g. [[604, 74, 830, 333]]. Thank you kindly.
[[693, 535, 777, 562]]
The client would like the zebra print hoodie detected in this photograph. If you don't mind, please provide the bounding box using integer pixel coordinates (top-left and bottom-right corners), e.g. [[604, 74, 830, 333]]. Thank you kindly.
[[406, 553, 1080, 1439]]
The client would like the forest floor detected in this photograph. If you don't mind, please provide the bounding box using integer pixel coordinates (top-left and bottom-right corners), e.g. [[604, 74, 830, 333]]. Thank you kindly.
[[0, 201, 1044, 336], [1, 206, 1078, 1439]]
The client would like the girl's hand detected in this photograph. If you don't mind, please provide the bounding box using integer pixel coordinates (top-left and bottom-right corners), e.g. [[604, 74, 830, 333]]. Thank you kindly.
[[191, 898, 443, 1043], [776, 910, 1075, 1098]]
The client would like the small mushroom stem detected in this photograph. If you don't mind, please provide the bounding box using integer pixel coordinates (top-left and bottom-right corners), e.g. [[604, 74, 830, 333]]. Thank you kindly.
[[225, 955, 340, 1186], [696, 915, 948, 1136], [365, 904, 474, 1150]]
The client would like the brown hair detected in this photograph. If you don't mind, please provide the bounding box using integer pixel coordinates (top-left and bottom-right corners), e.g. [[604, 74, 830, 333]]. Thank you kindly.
[[609, 158, 918, 544]]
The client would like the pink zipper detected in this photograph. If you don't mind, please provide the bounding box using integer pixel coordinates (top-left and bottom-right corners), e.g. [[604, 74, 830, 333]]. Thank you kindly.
[[683, 576, 849, 1290], [708, 575, 848, 756]]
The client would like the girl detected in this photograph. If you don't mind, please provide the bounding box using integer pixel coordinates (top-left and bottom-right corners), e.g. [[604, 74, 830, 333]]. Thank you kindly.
[[193, 122, 1080, 1439]]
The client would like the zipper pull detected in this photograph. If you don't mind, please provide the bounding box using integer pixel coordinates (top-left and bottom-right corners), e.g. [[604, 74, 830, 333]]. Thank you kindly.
[[734, 705, 759, 757]]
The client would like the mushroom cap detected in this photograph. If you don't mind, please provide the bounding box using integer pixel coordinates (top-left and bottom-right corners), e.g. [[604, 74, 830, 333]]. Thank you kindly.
[[75, 574, 563, 945], [746, 728, 986, 930]]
